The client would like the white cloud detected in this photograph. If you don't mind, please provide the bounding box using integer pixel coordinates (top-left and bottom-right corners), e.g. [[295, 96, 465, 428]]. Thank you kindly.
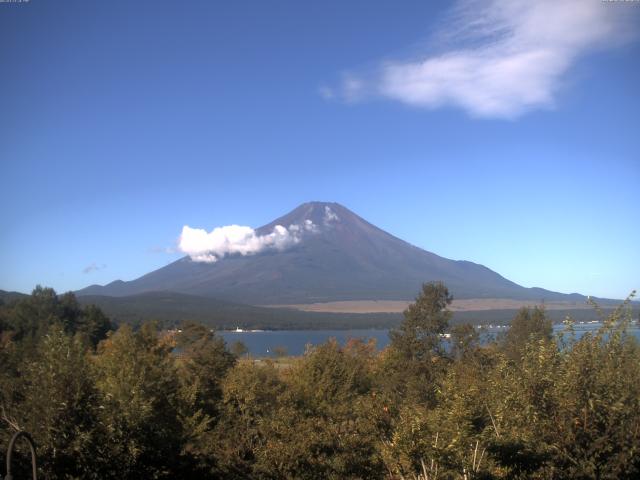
[[334, 0, 636, 118], [323, 206, 339, 224], [288, 219, 318, 234], [178, 221, 317, 263]]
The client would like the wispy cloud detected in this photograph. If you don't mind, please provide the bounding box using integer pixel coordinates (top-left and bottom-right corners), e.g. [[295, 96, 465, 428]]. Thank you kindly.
[[82, 263, 106, 274], [331, 0, 637, 118], [178, 221, 317, 263]]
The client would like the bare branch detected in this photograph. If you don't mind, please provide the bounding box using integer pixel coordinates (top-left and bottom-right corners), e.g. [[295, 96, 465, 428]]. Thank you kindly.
[[485, 403, 500, 438], [1, 403, 22, 432]]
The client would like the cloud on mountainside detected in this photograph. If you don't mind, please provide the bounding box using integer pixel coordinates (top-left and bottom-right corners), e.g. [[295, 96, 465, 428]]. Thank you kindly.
[[325, 0, 637, 118], [323, 206, 339, 224], [178, 220, 317, 263]]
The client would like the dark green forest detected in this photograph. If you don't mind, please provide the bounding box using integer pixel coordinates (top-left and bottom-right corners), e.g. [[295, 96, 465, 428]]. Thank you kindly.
[[0, 290, 627, 332], [1, 284, 639, 479]]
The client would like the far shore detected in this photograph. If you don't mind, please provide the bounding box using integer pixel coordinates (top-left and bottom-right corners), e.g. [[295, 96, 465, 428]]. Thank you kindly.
[[262, 298, 596, 314]]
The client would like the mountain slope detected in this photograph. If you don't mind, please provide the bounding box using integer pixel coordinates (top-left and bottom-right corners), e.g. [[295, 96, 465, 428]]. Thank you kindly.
[[77, 202, 585, 304], [0, 289, 28, 304]]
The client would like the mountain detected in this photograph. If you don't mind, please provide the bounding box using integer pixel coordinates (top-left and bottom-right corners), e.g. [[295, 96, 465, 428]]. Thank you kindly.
[[77, 201, 586, 304], [0, 289, 28, 304]]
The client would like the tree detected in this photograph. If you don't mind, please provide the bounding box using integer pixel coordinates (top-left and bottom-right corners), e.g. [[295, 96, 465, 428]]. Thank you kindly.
[[1, 326, 101, 479], [173, 321, 236, 473], [252, 339, 384, 480], [0, 287, 112, 348], [212, 360, 286, 478], [78, 304, 113, 348], [450, 323, 480, 360], [230, 340, 249, 358], [502, 306, 552, 361], [4, 286, 60, 343], [390, 282, 453, 361], [92, 324, 184, 479], [175, 321, 236, 417], [381, 282, 452, 406], [542, 300, 640, 478]]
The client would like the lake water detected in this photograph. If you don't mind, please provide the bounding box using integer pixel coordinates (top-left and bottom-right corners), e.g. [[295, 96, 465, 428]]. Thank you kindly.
[[220, 323, 640, 357]]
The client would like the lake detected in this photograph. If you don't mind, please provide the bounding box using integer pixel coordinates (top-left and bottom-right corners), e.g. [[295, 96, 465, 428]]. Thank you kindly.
[[219, 323, 640, 357]]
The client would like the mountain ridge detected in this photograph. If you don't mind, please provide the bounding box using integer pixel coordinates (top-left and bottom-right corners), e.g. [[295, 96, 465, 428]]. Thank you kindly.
[[76, 201, 589, 304]]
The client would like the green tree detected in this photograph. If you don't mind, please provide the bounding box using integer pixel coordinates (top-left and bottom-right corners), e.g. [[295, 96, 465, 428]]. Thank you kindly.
[[175, 322, 236, 417], [4, 286, 60, 343], [92, 324, 184, 479], [481, 298, 640, 479], [542, 300, 640, 479], [390, 282, 453, 361], [174, 321, 236, 473], [381, 282, 453, 406], [252, 339, 384, 480], [502, 306, 552, 362], [213, 360, 286, 478], [1, 326, 102, 479], [78, 304, 113, 348], [450, 323, 480, 360], [0, 286, 112, 348]]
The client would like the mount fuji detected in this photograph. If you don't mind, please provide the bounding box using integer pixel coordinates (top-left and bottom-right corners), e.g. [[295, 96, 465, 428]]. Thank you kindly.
[[77, 202, 585, 306]]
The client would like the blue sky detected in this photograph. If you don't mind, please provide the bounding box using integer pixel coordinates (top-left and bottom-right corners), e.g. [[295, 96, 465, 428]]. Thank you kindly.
[[1, 0, 638, 299]]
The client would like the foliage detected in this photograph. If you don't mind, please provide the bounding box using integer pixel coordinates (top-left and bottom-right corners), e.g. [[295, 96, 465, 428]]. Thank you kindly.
[[173, 321, 236, 473], [251, 339, 385, 479], [91, 323, 186, 479], [0, 286, 113, 348], [213, 360, 286, 477], [1, 326, 102, 479], [390, 282, 453, 361], [381, 282, 453, 406], [500, 306, 552, 362], [1, 286, 639, 480]]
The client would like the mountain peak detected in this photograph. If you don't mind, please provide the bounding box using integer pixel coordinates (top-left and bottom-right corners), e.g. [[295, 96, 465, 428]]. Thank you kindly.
[[257, 201, 350, 234], [300, 200, 343, 208], [292, 201, 347, 217]]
